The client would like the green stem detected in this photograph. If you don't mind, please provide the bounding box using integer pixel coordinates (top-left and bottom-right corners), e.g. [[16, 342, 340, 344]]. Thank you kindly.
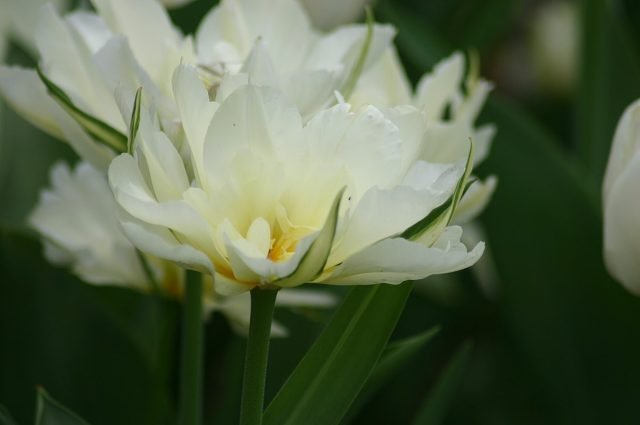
[[240, 287, 279, 425], [179, 270, 204, 425]]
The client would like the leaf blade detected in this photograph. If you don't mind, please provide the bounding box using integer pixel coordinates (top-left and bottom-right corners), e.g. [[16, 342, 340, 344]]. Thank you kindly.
[[263, 283, 412, 425]]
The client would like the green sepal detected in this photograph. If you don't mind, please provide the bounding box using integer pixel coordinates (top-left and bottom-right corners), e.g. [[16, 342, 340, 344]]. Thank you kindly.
[[128, 87, 143, 155], [402, 140, 475, 243], [274, 188, 345, 287], [36, 68, 127, 153], [36, 388, 92, 425]]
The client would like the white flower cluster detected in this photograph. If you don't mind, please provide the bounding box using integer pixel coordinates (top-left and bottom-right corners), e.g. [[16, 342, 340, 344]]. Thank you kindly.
[[0, 0, 497, 331]]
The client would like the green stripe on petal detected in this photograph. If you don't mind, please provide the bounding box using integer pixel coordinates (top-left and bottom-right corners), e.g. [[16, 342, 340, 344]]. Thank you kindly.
[[37, 67, 127, 153], [128, 87, 143, 155], [402, 140, 475, 244]]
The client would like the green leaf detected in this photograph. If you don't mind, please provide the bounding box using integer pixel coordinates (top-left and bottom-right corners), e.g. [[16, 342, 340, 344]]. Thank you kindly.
[[127, 87, 143, 155], [576, 0, 640, 188], [341, 7, 374, 100], [263, 283, 412, 425], [412, 342, 472, 425], [274, 188, 345, 287], [402, 141, 474, 242], [343, 327, 440, 423], [481, 96, 640, 424], [36, 68, 127, 153], [0, 405, 18, 425], [36, 389, 91, 425]]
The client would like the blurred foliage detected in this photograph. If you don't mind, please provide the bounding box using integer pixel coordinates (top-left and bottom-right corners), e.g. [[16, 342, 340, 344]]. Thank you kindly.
[[2, 0, 640, 424]]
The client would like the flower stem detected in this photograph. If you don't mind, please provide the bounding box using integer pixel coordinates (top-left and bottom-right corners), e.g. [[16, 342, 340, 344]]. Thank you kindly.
[[179, 270, 204, 425], [240, 287, 278, 425]]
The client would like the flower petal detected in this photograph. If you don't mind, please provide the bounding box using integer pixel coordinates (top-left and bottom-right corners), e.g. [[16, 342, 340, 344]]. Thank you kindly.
[[324, 226, 484, 285]]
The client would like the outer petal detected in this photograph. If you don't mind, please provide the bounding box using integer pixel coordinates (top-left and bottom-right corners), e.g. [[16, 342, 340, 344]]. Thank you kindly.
[[90, 0, 182, 83], [323, 226, 484, 285], [453, 176, 497, 224], [29, 162, 148, 287], [172, 64, 218, 186], [603, 151, 640, 294], [299, 0, 369, 31], [603, 99, 640, 201], [0, 66, 65, 140], [36, 5, 123, 129], [66, 11, 112, 53], [415, 52, 464, 120]]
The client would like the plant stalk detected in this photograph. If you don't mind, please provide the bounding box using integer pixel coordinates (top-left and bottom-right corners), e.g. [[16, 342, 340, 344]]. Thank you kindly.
[[239, 287, 278, 425], [179, 270, 204, 425]]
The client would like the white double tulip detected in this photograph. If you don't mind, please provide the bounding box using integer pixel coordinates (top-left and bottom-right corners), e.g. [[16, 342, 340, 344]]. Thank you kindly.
[[603, 100, 640, 294], [108, 56, 484, 295]]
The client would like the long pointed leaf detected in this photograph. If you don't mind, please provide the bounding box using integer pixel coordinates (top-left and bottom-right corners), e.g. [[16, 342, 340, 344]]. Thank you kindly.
[[36, 68, 127, 153], [412, 342, 472, 425], [342, 327, 440, 423], [263, 283, 412, 425]]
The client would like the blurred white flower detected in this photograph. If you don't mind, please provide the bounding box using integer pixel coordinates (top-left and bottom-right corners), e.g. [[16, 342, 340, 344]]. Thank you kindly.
[[30, 161, 335, 332], [108, 60, 484, 295], [0, 0, 69, 60], [603, 99, 640, 294], [298, 0, 370, 31], [29, 161, 159, 289], [351, 50, 497, 224], [0, 0, 393, 168], [530, 1, 578, 96]]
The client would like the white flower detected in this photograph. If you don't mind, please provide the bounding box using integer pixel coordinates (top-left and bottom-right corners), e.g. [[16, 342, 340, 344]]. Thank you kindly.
[[159, 0, 196, 8], [30, 161, 335, 332], [0, 0, 393, 168], [351, 49, 497, 224], [108, 62, 484, 295], [603, 99, 640, 294], [298, 0, 370, 31], [530, 1, 578, 95]]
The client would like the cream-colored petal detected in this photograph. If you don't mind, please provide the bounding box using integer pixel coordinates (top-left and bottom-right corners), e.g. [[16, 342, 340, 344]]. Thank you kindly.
[[604, 151, 640, 294], [324, 226, 484, 285], [603, 99, 640, 201], [415, 52, 464, 120]]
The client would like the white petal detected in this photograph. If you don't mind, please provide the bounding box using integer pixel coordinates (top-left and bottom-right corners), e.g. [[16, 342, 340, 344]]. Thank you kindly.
[[415, 52, 465, 120], [172, 64, 218, 186], [0, 66, 65, 140], [121, 219, 214, 275], [90, 0, 182, 83], [36, 5, 123, 130], [324, 226, 484, 285], [29, 161, 148, 287], [603, 99, 640, 202], [299, 0, 369, 31], [604, 151, 640, 294], [66, 11, 112, 53], [275, 288, 336, 308], [351, 46, 412, 109]]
